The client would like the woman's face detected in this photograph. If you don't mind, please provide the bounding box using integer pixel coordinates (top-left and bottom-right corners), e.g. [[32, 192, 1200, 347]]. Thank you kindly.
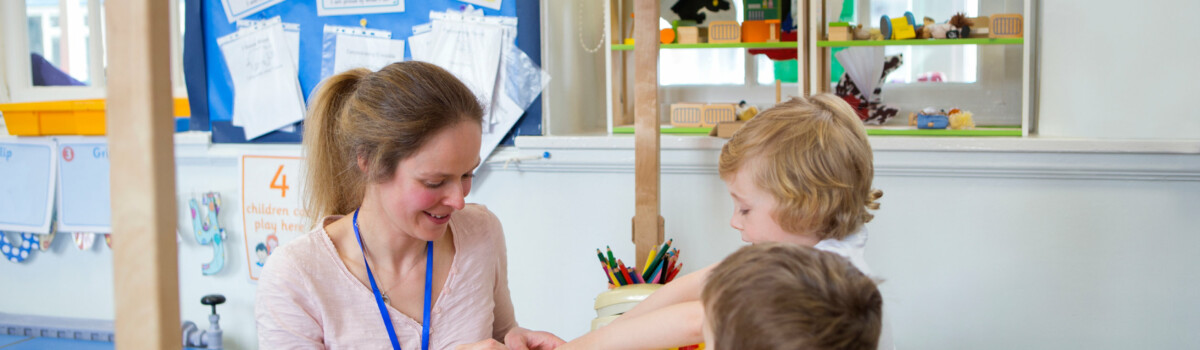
[[369, 120, 481, 241]]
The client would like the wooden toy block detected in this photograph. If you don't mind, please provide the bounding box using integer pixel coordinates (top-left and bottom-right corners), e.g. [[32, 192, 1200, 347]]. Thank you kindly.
[[702, 104, 737, 127], [989, 14, 1023, 38], [741, 20, 773, 43], [676, 26, 700, 44], [708, 21, 741, 44], [968, 16, 990, 37], [765, 19, 781, 42], [891, 17, 916, 40], [828, 23, 852, 41], [670, 103, 704, 128]]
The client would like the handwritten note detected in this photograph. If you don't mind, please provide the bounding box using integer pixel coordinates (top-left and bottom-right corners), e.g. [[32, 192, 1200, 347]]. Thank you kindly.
[[0, 138, 56, 233], [219, 0, 285, 23], [317, 0, 405, 17], [241, 155, 306, 280], [218, 19, 306, 140], [321, 25, 404, 79], [56, 137, 111, 233]]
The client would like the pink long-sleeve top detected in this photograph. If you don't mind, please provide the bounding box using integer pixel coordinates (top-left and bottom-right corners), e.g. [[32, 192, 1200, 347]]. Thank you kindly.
[[255, 204, 516, 349]]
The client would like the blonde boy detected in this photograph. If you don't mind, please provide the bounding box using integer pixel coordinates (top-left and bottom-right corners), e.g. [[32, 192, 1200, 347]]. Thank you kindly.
[[561, 94, 888, 349], [702, 243, 882, 350]]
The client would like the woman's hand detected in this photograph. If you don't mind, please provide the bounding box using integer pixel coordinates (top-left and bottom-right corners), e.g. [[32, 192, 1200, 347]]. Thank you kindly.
[[504, 326, 566, 350], [456, 339, 508, 350]]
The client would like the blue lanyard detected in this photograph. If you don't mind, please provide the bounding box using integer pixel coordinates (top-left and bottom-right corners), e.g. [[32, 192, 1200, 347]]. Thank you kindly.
[[353, 209, 433, 350]]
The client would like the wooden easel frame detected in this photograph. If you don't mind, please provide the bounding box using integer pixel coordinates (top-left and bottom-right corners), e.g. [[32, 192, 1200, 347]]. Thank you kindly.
[[106, 0, 181, 348]]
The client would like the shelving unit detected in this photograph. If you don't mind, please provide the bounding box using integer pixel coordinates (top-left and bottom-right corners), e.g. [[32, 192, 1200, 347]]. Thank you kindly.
[[806, 0, 1038, 136], [818, 37, 1022, 47], [603, 0, 807, 135], [611, 41, 798, 50]]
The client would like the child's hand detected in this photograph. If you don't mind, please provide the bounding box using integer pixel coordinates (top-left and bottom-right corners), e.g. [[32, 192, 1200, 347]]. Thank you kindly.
[[456, 339, 507, 350], [504, 326, 566, 350]]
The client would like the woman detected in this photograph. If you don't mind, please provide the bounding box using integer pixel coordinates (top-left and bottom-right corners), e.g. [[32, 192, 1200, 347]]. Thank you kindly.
[[256, 61, 563, 350]]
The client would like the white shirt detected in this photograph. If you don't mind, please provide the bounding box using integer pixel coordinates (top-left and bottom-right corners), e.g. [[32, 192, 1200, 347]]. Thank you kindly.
[[814, 227, 896, 350]]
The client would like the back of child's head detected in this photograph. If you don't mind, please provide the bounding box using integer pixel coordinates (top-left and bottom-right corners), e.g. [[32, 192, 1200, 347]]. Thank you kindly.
[[702, 243, 882, 350], [718, 94, 881, 241]]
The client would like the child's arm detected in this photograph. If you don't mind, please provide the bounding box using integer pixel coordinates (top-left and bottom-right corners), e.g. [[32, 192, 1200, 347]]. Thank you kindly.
[[617, 263, 716, 320], [558, 301, 706, 350]]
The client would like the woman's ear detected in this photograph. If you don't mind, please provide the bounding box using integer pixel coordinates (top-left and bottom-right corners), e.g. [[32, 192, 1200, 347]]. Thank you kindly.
[[357, 153, 369, 173]]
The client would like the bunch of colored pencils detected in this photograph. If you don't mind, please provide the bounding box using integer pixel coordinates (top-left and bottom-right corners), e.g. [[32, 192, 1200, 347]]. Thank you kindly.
[[596, 239, 682, 287]]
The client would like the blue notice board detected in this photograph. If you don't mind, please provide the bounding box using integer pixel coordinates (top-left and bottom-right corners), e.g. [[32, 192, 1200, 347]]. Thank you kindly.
[[0, 138, 56, 233], [55, 137, 111, 233], [190, 0, 541, 144]]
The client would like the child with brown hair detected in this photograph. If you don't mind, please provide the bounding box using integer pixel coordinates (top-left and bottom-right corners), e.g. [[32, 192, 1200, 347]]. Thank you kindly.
[[702, 243, 882, 350], [561, 94, 891, 349]]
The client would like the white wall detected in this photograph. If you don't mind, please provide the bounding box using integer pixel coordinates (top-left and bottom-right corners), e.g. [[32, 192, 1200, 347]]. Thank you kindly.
[[7, 137, 1198, 350], [1037, 1, 1200, 139]]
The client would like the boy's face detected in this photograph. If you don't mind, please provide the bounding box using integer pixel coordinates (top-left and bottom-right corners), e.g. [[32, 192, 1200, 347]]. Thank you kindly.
[[724, 165, 819, 246]]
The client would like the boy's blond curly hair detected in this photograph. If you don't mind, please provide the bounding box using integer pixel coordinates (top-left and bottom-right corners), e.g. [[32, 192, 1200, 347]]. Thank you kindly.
[[718, 94, 882, 240]]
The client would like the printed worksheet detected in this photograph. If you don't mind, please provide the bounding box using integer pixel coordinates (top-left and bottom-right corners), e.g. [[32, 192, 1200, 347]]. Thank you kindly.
[[218, 20, 306, 140]]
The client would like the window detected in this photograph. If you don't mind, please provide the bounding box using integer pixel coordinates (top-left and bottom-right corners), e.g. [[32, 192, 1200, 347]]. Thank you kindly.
[[0, 0, 187, 103]]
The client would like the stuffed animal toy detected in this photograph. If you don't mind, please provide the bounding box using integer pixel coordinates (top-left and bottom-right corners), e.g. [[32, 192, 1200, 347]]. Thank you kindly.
[[949, 110, 976, 130], [835, 54, 904, 125], [670, 0, 732, 24], [949, 12, 973, 39]]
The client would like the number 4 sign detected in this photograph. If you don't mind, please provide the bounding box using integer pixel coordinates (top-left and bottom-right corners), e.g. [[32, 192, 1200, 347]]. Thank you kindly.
[[240, 155, 307, 281]]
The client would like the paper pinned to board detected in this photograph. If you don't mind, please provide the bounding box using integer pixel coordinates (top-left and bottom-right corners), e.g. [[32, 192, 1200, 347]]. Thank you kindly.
[[457, 0, 501, 11], [316, 0, 405, 17], [218, 19, 306, 140], [56, 137, 111, 233], [235, 18, 301, 133], [320, 25, 406, 80], [414, 9, 548, 165], [220, 0, 285, 23], [424, 12, 506, 120], [0, 138, 57, 234]]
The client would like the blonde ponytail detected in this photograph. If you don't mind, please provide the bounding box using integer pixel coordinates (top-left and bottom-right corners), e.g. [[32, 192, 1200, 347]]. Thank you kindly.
[[303, 68, 371, 223]]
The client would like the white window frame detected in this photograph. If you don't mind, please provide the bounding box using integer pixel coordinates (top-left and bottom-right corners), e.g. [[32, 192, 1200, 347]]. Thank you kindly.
[[0, 0, 187, 104]]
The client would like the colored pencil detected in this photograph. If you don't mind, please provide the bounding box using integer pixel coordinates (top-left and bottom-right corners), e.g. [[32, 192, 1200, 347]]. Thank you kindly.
[[606, 246, 618, 269], [667, 263, 682, 282], [642, 245, 658, 275], [599, 261, 614, 284], [611, 264, 627, 285], [617, 259, 634, 285], [596, 249, 609, 266], [642, 239, 674, 281], [648, 251, 671, 283]]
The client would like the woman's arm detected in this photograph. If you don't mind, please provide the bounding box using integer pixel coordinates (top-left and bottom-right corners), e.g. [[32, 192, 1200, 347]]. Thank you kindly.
[[255, 259, 325, 349], [558, 301, 706, 350]]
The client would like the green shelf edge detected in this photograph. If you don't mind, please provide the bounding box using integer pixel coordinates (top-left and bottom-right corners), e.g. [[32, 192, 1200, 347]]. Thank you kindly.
[[612, 126, 1021, 137], [818, 38, 1023, 47], [865, 128, 1022, 137], [611, 42, 798, 51]]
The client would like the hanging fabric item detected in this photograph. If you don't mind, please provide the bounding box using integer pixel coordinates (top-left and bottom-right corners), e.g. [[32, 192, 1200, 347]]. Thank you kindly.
[[190, 192, 227, 276], [73, 232, 96, 250], [2, 232, 41, 263], [104, 234, 113, 249]]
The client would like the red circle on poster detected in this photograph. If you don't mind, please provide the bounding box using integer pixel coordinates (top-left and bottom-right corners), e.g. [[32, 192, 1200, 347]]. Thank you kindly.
[[63, 146, 75, 162]]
